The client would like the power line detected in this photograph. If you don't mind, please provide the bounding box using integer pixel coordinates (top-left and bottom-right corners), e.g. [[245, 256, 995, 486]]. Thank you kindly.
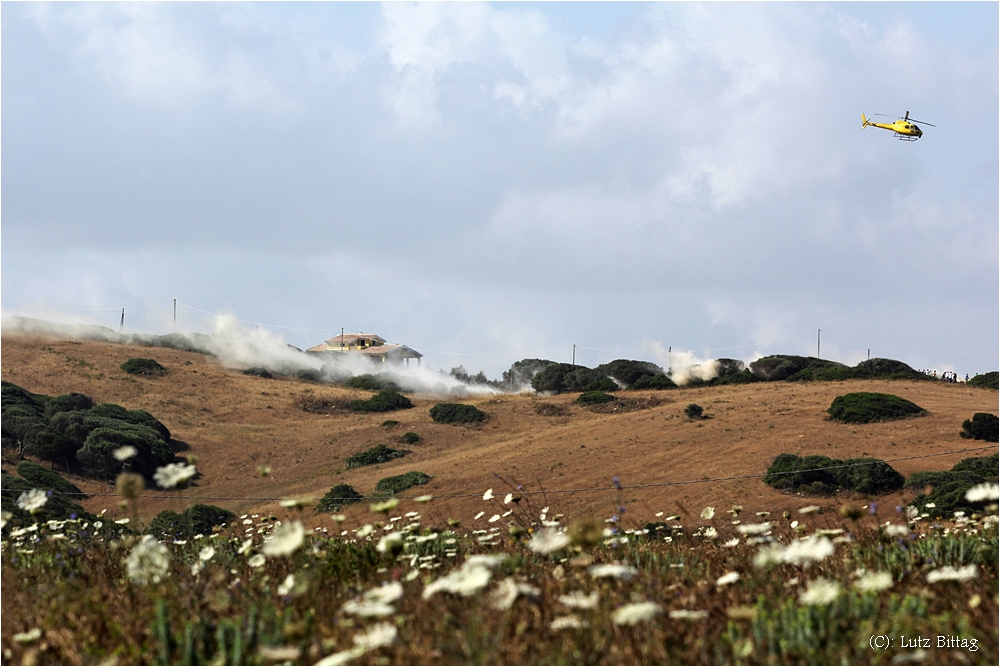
[[8, 445, 993, 505]]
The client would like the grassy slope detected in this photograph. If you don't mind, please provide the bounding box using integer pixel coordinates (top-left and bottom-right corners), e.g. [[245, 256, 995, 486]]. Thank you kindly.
[[2, 333, 996, 527]]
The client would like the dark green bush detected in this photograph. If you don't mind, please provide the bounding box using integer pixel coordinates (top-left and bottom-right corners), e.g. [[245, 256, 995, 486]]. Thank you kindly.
[[577, 391, 616, 405], [89, 403, 171, 441], [853, 358, 925, 378], [960, 413, 999, 442], [1, 473, 90, 525], [530, 363, 579, 393], [288, 368, 325, 382], [242, 367, 274, 379], [399, 432, 421, 445], [952, 453, 999, 478], [594, 359, 663, 387], [583, 376, 620, 392], [348, 390, 413, 413], [346, 374, 400, 392], [503, 359, 555, 388], [374, 471, 432, 496], [76, 425, 174, 480], [43, 392, 94, 418], [628, 374, 677, 390], [764, 453, 904, 495], [750, 355, 845, 381], [684, 403, 704, 419], [1, 383, 176, 483], [827, 392, 925, 424], [429, 403, 488, 424], [706, 369, 759, 386], [148, 504, 235, 541], [1, 382, 48, 450], [317, 484, 365, 512], [15, 461, 84, 497], [1, 381, 47, 416], [968, 372, 999, 389], [382, 420, 399, 429], [906, 454, 998, 516], [345, 444, 407, 469], [120, 358, 167, 377]]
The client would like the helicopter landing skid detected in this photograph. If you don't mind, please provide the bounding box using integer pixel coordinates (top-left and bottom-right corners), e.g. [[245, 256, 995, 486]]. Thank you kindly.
[[896, 136, 919, 141]]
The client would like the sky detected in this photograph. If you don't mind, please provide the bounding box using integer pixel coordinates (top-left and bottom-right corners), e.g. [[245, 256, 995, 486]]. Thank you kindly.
[[2, 1, 998, 379]]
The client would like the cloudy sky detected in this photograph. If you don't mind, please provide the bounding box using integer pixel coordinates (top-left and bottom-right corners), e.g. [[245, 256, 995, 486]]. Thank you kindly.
[[3, 1, 997, 378]]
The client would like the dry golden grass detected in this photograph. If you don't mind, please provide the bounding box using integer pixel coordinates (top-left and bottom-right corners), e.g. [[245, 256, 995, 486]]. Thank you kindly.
[[2, 333, 996, 528]]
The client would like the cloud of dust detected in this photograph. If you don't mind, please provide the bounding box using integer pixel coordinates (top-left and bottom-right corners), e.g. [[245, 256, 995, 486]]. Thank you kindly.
[[645, 341, 721, 386], [1, 312, 499, 397]]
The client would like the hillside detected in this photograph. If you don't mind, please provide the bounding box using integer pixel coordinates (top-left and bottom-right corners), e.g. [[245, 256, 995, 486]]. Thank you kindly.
[[2, 333, 996, 529]]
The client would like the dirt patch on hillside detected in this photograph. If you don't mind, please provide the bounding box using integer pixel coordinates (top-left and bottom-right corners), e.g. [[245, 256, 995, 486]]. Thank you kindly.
[[3, 333, 996, 532]]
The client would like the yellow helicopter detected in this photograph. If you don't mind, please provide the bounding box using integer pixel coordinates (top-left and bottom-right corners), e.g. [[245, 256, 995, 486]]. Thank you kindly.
[[861, 111, 935, 141]]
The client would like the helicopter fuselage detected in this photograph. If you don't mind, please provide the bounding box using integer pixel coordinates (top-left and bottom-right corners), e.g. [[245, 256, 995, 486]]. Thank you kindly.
[[862, 114, 922, 139]]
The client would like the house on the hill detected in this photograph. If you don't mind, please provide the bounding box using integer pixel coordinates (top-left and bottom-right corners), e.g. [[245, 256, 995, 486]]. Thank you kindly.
[[306, 332, 423, 368]]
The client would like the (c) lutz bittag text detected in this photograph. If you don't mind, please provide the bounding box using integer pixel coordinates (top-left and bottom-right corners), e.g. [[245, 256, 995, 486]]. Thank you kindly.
[[870, 635, 979, 652]]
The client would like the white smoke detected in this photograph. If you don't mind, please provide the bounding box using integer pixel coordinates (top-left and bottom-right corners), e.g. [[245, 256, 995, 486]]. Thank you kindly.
[[645, 341, 720, 386], [1, 311, 499, 397]]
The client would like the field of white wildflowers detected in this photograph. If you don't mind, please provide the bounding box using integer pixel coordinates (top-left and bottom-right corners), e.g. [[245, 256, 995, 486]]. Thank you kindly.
[[2, 484, 997, 665]]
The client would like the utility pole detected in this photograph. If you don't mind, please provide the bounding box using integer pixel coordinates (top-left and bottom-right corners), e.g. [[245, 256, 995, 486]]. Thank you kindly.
[[120, 308, 125, 334], [668, 346, 672, 375], [572, 344, 576, 366], [173, 299, 177, 334], [817, 329, 821, 359], [341, 327, 345, 352], [867, 348, 870, 361]]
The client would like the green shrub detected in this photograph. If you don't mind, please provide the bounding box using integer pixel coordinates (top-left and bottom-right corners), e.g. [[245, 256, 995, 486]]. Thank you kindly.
[[429, 403, 487, 424], [120, 358, 167, 377], [529, 363, 579, 393], [827, 392, 924, 424], [399, 432, 421, 445], [345, 444, 407, 469], [89, 403, 171, 441], [288, 368, 325, 382], [503, 359, 555, 388], [576, 391, 616, 405], [968, 372, 999, 389], [585, 376, 620, 392], [346, 374, 400, 392], [348, 389, 413, 413], [382, 420, 399, 429], [374, 471, 432, 496], [706, 369, 759, 386], [906, 454, 998, 516], [952, 453, 999, 478], [76, 425, 174, 480], [960, 413, 999, 442], [43, 392, 94, 418], [628, 374, 677, 390], [148, 504, 235, 541], [684, 403, 704, 419], [764, 453, 904, 495], [594, 359, 663, 387], [15, 461, 84, 497], [242, 367, 273, 379], [852, 358, 925, 378], [750, 355, 845, 381], [1, 473, 90, 524], [1, 383, 48, 450], [317, 484, 365, 512]]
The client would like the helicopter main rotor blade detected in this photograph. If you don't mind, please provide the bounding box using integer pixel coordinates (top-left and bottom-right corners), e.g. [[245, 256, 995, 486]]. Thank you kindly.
[[908, 118, 935, 127]]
